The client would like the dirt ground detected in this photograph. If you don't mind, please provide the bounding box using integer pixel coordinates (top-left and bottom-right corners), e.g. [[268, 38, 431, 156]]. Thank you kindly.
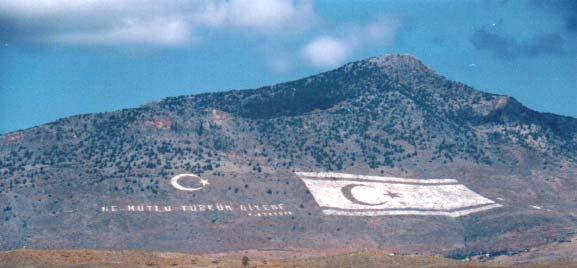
[[1, 249, 576, 268]]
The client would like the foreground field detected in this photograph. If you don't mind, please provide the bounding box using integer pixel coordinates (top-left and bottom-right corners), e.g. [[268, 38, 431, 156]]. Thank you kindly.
[[1, 249, 575, 268]]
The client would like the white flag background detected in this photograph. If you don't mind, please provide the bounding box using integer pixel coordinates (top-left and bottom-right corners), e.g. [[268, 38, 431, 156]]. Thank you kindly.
[[295, 172, 502, 218]]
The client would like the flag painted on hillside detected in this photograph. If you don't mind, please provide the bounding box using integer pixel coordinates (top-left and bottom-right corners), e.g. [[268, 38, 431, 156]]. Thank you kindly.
[[296, 172, 502, 218]]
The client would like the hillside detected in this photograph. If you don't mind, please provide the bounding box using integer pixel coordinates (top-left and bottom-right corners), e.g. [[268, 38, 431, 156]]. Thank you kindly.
[[1, 54, 576, 261]]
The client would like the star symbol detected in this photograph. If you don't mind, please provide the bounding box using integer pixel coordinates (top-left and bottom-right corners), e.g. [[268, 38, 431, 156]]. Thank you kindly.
[[199, 179, 210, 187], [384, 191, 400, 198]]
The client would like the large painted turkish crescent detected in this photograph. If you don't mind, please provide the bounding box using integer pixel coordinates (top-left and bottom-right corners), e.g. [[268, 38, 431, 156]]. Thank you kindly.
[[341, 184, 387, 206], [171, 174, 204, 191]]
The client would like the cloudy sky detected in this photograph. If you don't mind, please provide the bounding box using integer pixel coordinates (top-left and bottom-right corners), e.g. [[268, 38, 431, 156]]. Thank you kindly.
[[1, 0, 575, 133]]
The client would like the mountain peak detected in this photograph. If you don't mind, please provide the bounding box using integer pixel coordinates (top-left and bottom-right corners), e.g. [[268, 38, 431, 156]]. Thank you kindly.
[[366, 54, 422, 65], [365, 54, 435, 74], [339, 54, 438, 81]]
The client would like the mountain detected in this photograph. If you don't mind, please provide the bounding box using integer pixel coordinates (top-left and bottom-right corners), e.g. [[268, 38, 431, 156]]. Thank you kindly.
[[1, 54, 576, 260]]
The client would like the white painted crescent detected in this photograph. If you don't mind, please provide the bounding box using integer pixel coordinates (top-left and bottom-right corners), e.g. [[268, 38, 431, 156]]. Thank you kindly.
[[170, 173, 208, 192], [341, 184, 387, 206]]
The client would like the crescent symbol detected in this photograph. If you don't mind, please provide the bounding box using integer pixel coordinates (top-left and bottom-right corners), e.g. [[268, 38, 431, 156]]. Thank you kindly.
[[171, 174, 205, 192], [341, 184, 387, 206]]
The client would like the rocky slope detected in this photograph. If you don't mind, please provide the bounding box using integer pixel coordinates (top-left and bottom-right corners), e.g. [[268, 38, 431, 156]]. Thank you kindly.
[[1, 54, 576, 259]]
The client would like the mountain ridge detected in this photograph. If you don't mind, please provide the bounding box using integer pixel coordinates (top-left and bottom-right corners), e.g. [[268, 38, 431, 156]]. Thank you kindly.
[[1, 54, 576, 259], [2, 54, 575, 135]]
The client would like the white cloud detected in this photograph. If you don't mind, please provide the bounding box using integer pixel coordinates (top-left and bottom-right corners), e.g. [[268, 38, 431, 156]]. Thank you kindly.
[[0, 0, 317, 46], [45, 18, 192, 46], [302, 17, 402, 69], [226, 0, 315, 32], [0, 0, 117, 17], [302, 36, 352, 68]]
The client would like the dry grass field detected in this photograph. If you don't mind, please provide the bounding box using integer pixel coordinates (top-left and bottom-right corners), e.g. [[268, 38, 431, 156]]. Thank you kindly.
[[1, 249, 575, 268]]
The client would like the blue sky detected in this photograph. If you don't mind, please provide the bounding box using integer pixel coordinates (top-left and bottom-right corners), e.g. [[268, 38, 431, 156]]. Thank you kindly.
[[1, 0, 575, 134]]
